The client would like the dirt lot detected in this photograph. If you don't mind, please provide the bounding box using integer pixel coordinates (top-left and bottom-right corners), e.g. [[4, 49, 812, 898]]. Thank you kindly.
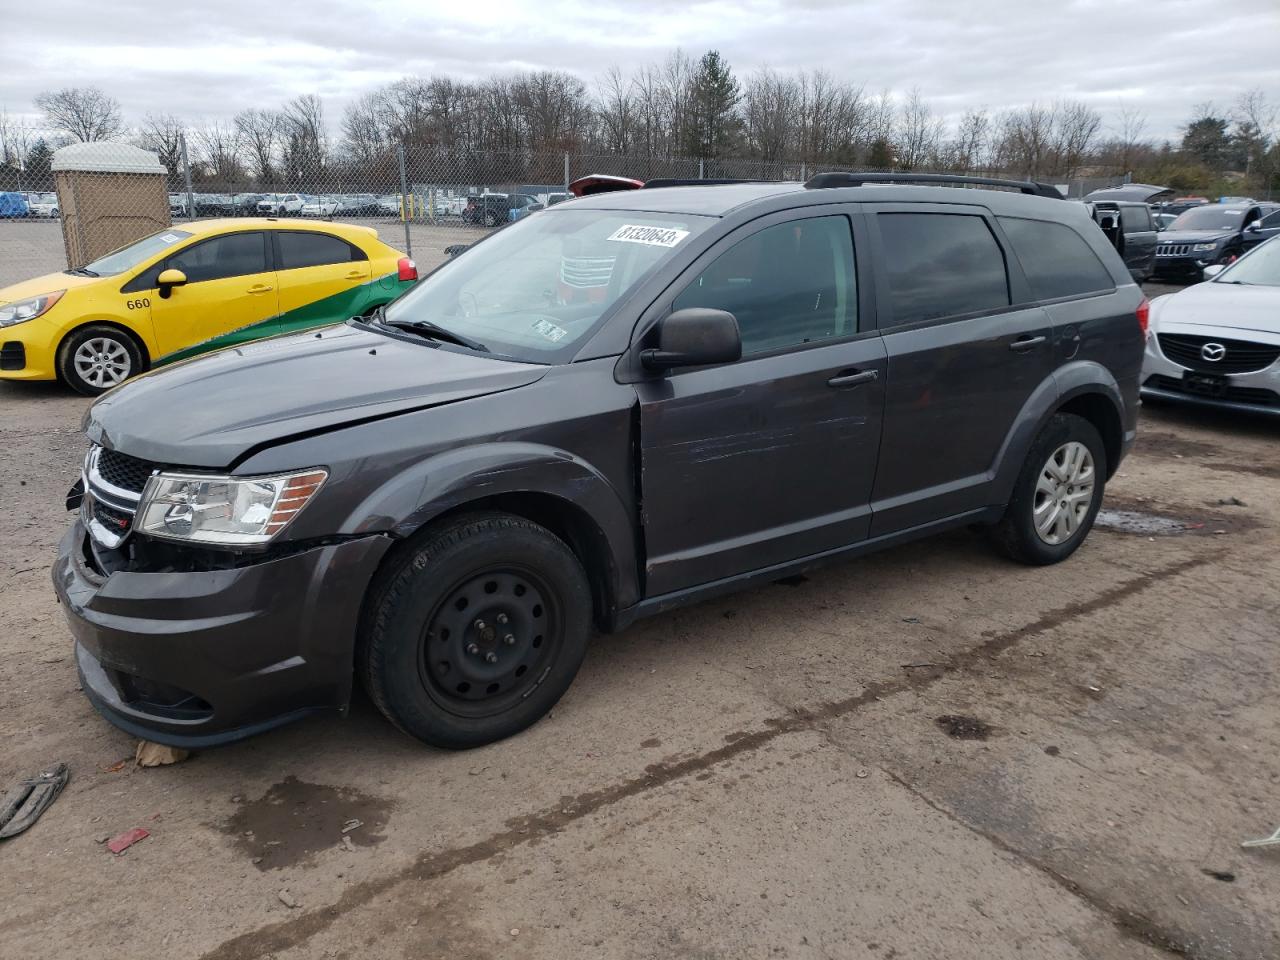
[[0, 224, 1276, 959]]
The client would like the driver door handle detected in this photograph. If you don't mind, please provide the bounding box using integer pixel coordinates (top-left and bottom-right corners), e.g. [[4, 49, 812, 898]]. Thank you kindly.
[[827, 369, 879, 389], [1009, 335, 1046, 353], [246, 283, 274, 294]]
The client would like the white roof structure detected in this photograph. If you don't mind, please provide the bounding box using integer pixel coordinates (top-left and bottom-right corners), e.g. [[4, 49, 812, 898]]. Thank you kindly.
[[51, 142, 166, 175]]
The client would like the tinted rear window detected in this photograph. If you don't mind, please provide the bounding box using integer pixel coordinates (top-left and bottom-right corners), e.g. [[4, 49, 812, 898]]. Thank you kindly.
[[1120, 206, 1151, 231], [277, 231, 364, 270], [999, 217, 1115, 301], [876, 213, 1010, 326]]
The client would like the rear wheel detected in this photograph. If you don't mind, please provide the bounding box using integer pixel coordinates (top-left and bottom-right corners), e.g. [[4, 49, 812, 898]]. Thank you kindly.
[[988, 413, 1107, 565], [359, 513, 592, 748], [57, 325, 144, 396]]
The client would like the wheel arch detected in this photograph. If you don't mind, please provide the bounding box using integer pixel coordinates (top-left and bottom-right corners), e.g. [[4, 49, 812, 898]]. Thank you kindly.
[[57, 319, 153, 371]]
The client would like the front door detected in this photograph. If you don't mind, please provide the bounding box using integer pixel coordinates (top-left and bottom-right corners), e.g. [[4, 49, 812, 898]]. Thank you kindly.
[[148, 230, 279, 361], [273, 230, 374, 335], [637, 211, 886, 596], [1120, 205, 1157, 279], [864, 205, 1054, 536]]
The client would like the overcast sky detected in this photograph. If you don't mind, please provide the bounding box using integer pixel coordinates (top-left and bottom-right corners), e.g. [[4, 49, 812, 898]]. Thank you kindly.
[[7, 0, 1279, 142]]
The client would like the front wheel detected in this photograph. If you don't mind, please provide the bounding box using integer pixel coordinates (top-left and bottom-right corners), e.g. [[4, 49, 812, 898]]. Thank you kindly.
[[988, 413, 1107, 565], [57, 325, 144, 396], [359, 513, 592, 748]]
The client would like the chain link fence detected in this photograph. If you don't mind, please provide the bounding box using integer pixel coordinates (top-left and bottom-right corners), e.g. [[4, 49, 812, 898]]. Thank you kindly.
[[0, 141, 1126, 280]]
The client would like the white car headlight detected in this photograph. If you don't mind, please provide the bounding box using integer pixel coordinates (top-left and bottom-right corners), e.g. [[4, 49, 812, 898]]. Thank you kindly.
[[1191, 242, 1219, 252], [136, 469, 327, 545], [0, 290, 65, 327]]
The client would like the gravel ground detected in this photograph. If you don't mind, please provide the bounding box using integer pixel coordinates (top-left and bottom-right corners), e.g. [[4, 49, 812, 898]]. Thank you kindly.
[[0, 222, 1274, 960]]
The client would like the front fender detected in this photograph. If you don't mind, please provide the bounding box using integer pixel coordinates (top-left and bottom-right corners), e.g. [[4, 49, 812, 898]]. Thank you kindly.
[[341, 441, 640, 610], [988, 361, 1124, 506]]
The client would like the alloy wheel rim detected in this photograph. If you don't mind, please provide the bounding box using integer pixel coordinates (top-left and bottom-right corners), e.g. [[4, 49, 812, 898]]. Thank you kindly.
[[1033, 441, 1095, 545], [73, 337, 131, 388], [419, 566, 559, 718]]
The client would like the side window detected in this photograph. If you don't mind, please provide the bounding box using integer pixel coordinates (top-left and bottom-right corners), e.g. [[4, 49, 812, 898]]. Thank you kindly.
[[672, 216, 857, 355], [1260, 210, 1280, 229], [998, 217, 1116, 301], [166, 232, 268, 284], [876, 213, 1009, 326], [1120, 205, 1151, 232], [277, 231, 365, 270]]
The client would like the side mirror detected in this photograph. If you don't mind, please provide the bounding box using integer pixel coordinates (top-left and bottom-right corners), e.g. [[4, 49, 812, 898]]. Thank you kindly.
[[1202, 264, 1226, 280], [642, 308, 742, 371], [1246, 222, 1261, 232], [157, 268, 187, 298]]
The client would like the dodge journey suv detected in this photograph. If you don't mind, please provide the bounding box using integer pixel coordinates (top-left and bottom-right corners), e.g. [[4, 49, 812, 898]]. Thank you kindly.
[[54, 173, 1146, 749]]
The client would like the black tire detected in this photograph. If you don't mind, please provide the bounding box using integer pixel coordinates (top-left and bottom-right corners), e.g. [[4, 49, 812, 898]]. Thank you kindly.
[[57, 324, 144, 397], [988, 413, 1107, 566], [359, 512, 592, 748]]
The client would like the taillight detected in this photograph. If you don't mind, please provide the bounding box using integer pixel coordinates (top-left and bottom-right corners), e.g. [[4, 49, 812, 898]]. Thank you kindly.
[[1136, 297, 1150, 340], [397, 258, 418, 282]]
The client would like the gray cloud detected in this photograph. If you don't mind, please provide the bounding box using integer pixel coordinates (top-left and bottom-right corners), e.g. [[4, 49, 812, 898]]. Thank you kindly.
[[6, 0, 1279, 141]]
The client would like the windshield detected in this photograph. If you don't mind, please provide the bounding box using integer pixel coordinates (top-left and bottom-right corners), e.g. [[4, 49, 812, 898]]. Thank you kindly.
[[383, 209, 713, 361], [80, 228, 192, 276], [1169, 207, 1245, 231], [1216, 238, 1280, 287]]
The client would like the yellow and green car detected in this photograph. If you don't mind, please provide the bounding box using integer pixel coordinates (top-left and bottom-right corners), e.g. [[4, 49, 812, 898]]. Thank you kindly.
[[0, 219, 418, 395]]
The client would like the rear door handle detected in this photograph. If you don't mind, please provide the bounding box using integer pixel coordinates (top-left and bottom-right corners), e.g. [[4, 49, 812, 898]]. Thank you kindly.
[[1009, 335, 1046, 353], [827, 369, 879, 388], [246, 284, 274, 294], [343, 271, 365, 280]]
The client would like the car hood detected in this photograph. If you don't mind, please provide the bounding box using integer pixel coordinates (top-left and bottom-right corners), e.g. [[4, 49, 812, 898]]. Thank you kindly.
[[1152, 282, 1280, 340], [87, 322, 549, 468], [0, 270, 99, 304], [1158, 230, 1234, 244]]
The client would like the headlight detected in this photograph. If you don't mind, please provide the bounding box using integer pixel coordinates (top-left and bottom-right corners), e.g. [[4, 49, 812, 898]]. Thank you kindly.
[[1191, 242, 1220, 252], [0, 290, 65, 328], [136, 469, 327, 545]]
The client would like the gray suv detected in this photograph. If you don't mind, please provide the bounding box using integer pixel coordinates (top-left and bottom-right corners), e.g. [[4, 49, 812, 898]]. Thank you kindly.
[[54, 174, 1147, 749]]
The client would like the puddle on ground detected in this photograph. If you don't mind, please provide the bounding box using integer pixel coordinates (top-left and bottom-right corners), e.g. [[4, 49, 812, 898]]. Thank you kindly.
[[219, 775, 393, 871], [935, 715, 994, 740], [1094, 496, 1258, 537]]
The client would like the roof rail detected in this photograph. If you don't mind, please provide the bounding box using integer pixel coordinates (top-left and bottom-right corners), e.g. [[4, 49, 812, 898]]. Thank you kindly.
[[641, 177, 765, 189], [803, 172, 1063, 199]]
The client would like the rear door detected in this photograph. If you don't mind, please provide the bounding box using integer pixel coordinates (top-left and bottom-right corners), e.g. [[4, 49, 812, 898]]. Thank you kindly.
[[273, 230, 374, 335], [1120, 205, 1157, 279], [865, 204, 1053, 536], [146, 230, 279, 359], [636, 208, 886, 595]]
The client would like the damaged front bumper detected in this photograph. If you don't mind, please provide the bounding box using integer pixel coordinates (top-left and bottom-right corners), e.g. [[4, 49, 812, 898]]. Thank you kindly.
[[52, 520, 392, 748]]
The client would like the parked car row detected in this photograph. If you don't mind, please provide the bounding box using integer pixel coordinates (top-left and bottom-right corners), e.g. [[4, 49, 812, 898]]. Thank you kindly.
[[0, 191, 60, 218]]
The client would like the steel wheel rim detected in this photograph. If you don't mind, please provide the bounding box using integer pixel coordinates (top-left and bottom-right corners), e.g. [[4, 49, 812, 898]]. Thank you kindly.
[[1033, 441, 1096, 545], [418, 565, 561, 719], [73, 337, 131, 388]]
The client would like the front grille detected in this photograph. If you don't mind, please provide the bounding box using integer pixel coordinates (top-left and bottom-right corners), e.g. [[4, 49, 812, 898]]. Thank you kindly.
[[0, 341, 24, 371], [93, 499, 134, 536], [1157, 244, 1192, 257], [96, 447, 154, 495], [560, 257, 615, 288], [1157, 334, 1280, 374], [1145, 374, 1280, 407]]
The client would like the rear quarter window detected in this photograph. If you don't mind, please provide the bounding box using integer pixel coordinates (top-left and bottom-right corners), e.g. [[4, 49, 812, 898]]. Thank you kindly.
[[277, 231, 366, 269], [1120, 206, 1152, 232], [998, 217, 1116, 301]]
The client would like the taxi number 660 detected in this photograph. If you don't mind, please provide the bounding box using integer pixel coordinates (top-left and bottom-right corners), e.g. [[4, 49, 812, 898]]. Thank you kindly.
[[125, 298, 150, 310]]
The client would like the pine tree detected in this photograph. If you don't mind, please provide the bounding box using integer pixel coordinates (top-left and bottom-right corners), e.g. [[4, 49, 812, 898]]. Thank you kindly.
[[686, 51, 741, 159]]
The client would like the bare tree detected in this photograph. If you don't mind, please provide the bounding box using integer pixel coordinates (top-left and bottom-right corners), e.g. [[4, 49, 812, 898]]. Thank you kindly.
[[138, 113, 186, 181], [194, 121, 244, 183], [34, 86, 123, 142], [1051, 100, 1102, 178], [235, 108, 283, 183], [948, 108, 990, 172], [896, 87, 944, 170], [1233, 89, 1278, 195], [597, 66, 636, 154], [281, 94, 328, 181]]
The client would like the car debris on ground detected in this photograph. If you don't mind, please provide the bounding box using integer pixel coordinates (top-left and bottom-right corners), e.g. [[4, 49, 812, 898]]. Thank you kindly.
[[0, 763, 70, 839]]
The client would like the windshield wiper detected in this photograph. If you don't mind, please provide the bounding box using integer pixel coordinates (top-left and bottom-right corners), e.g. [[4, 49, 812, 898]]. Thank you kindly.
[[65, 267, 99, 277], [370, 305, 488, 352]]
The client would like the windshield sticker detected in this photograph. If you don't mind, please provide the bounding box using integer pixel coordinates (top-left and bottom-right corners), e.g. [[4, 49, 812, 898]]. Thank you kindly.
[[607, 224, 690, 248], [532, 318, 569, 343], [159, 233, 183, 244]]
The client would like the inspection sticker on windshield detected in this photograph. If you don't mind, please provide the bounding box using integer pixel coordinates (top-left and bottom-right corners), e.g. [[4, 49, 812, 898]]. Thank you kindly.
[[607, 224, 690, 248], [532, 318, 569, 343], [159, 233, 182, 244]]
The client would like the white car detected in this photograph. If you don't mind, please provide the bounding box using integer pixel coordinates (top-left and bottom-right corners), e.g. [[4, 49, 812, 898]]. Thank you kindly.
[[257, 193, 305, 215], [28, 192, 59, 218], [1141, 235, 1280, 417], [301, 196, 340, 217]]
